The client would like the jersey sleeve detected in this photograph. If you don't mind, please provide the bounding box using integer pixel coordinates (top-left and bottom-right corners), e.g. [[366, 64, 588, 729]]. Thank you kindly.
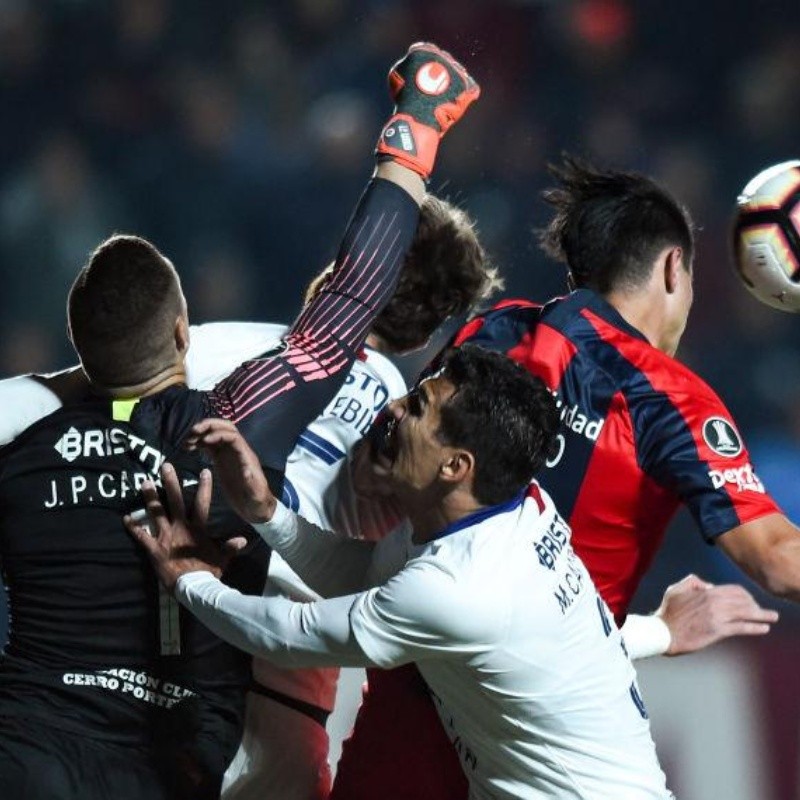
[[0, 375, 63, 446], [253, 502, 377, 599], [208, 178, 419, 471], [349, 557, 500, 668], [175, 572, 372, 669], [638, 382, 781, 541]]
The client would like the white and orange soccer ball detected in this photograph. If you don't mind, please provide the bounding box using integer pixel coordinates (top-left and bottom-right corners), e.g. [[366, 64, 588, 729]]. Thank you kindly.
[[733, 160, 800, 312]]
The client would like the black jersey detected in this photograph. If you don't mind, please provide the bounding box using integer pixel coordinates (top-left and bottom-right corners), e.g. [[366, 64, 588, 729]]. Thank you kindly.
[[0, 390, 246, 744], [0, 177, 419, 786]]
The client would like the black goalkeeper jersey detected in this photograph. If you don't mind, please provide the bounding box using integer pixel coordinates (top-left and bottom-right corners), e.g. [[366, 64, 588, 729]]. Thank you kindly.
[[0, 389, 252, 752], [0, 177, 419, 782]]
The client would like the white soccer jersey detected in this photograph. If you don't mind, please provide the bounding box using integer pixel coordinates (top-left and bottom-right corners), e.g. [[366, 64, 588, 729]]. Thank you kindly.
[[354, 488, 671, 799], [178, 486, 673, 800], [0, 375, 63, 446], [184, 321, 287, 389]]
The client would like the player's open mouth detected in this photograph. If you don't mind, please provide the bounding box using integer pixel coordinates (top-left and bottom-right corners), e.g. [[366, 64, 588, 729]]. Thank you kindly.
[[368, 410, 398, 469]]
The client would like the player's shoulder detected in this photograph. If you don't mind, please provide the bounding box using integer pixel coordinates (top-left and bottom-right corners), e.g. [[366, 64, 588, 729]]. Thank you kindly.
[[623, 344, 729, 410], [388, 550, 506, 642], [134, 384, 210, 442], [453, 298, 543, 351]]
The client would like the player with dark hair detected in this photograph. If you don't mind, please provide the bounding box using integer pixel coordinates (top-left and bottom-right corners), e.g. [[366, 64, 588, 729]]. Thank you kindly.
[[68, 235, 191, 390], [0, 43, 479, 800], [127, 344, 674, 800], [479, 155, 800, 608], [330, 155, 791, 800]]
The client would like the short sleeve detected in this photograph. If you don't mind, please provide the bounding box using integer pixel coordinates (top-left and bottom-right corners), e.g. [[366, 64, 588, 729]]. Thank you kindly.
[[640, 384, 781, 541]]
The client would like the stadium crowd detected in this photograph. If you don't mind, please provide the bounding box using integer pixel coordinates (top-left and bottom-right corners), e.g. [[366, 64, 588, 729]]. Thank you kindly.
[[1, 3, 800, 798]]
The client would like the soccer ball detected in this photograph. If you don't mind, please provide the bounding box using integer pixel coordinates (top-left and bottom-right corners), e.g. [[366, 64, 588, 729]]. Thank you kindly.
[[733, 160, 800, 312]]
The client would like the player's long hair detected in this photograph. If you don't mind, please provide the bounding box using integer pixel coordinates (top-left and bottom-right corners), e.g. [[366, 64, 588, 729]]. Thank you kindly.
[[539, 155, 695, 293], [68, 234, 185, 387], [437, 344, 559, 506], [306, 195, 502, 354]]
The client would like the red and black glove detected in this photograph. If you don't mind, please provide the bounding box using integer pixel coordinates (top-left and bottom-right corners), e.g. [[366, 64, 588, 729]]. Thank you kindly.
[[376, 42, 480, 180]]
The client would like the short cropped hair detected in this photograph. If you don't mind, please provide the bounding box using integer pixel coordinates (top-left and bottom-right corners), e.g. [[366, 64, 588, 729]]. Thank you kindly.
[[306, 195, 502, 353], [539, 155, 695, 293], [437, 344, 559, 506], [68, 234, 185, 387]]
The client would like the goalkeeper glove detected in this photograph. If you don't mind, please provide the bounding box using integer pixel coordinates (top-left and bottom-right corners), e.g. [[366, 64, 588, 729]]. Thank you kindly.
[[376, 42, 480, 180]]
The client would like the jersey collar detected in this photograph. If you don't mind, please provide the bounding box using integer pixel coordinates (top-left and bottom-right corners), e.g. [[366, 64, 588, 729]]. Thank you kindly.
[[429, 489, 526, 541], [551, 289, 650, 344]]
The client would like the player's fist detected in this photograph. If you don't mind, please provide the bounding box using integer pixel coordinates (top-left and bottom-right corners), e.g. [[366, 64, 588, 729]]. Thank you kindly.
[[377, 42, 480, 180]]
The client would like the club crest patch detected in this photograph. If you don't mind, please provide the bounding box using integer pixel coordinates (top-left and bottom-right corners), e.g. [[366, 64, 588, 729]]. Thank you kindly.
[[702, 417, 742, 458]]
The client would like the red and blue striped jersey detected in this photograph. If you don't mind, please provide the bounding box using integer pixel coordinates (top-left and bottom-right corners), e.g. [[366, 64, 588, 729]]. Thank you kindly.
[[454, 289, 780, 621]]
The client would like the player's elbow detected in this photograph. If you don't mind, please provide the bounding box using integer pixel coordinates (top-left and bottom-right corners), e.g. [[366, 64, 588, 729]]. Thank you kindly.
[[720, 515, 800, 603], [750, 543, 800, 602]]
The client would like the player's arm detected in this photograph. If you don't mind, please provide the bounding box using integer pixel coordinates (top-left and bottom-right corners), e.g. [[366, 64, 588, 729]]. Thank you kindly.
[[209, 43, 479, 469], [716, 513, 800, 602], [175, 575, 371, 669], [186, 417, 377, 596], [173, 556, 478, 672], [126, 464, 470, 671], [621, 574, 778, 659], [125, 460, 378, 668], [636, 386, 798, 605]]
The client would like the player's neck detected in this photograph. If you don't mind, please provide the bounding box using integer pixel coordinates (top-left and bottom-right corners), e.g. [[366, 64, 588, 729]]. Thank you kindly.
[[604, 289, 672, 356], [407, 488, 485, 544], [92, 364, 188, 400]]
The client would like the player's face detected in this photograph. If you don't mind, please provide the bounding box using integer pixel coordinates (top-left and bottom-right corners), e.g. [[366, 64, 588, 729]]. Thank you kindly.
[[367, 374, 457, 496]]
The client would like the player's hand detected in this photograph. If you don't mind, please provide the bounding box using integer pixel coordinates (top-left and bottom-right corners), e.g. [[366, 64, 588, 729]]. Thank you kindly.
[[376, 42, 480, 180], [657, 574, 779, 656], [124, 465, 242, 592], [184, 418, 277, 525]]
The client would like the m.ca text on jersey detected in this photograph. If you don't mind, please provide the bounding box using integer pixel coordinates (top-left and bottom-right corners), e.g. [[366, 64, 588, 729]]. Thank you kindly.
[[54, 425, 166, 473]]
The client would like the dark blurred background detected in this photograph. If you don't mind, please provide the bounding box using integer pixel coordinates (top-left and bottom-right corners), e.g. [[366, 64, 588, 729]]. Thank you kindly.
[[1, 1, 799, 796]]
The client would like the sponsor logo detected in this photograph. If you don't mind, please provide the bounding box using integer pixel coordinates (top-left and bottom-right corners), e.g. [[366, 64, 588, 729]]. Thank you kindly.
[[702, 417, 742, 458], [415, 61, 451, 95], [708, 462, 765, 494], [544, 393, 604, 468], [61, 668, 196, 708], [54, 426, 166, 472], [382, 122, 416, 154], [398, 123, 415, 152]]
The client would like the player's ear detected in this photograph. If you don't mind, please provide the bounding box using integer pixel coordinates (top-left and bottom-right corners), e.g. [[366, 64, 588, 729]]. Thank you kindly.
[[662, 246, 684, 295], [440, 448, 474, 484], [174, 314, 190, 356]]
